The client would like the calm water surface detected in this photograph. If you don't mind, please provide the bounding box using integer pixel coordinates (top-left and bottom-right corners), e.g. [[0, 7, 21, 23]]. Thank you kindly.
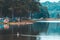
[[0, 22, 60, 40]]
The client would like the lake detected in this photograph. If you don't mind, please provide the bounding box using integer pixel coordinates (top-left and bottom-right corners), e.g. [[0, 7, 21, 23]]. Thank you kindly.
[[0, 21, 60, 40]]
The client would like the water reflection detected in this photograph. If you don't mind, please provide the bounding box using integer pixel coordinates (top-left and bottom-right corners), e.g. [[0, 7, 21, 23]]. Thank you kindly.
[[4, 24, 9, 29], [0, 22, 49, 40], [0, 22, 60, 40], [0, 24, 12, 40], [47, 23, 60, 35]]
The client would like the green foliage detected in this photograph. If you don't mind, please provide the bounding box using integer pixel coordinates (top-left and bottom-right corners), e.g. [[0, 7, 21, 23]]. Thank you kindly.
[[6, 0, 41, 17], [42, 1, 60, 18], [0, 0, 50, 18]]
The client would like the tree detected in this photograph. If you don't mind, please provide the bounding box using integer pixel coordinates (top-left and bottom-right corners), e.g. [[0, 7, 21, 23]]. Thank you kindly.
[[2, 0, 41, 19], [0, 0, 4, 17]]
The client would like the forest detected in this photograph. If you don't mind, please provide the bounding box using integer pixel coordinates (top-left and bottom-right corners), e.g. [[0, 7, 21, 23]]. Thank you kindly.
[[0, 0, 49, 19]]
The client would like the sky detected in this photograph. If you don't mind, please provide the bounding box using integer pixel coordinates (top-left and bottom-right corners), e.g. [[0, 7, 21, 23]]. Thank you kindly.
[[40, 0, 60, 2]]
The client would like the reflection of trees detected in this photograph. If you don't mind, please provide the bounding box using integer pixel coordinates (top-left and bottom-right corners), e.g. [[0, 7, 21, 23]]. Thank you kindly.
[[4, 24, 9, 29]]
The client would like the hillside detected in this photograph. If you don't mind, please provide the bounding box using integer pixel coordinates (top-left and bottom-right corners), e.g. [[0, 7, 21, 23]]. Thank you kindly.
[[41, 1, 60, 18]]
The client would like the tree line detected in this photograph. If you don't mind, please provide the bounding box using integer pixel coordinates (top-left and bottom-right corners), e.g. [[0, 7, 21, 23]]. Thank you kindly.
[[0, 0, 49, 19]]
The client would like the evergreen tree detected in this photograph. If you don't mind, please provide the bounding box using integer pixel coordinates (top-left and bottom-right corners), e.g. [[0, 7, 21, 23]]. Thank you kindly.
[[0, 0, 49, 20], [0, 0, 4, 17], [2, 0, 41, 18]]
